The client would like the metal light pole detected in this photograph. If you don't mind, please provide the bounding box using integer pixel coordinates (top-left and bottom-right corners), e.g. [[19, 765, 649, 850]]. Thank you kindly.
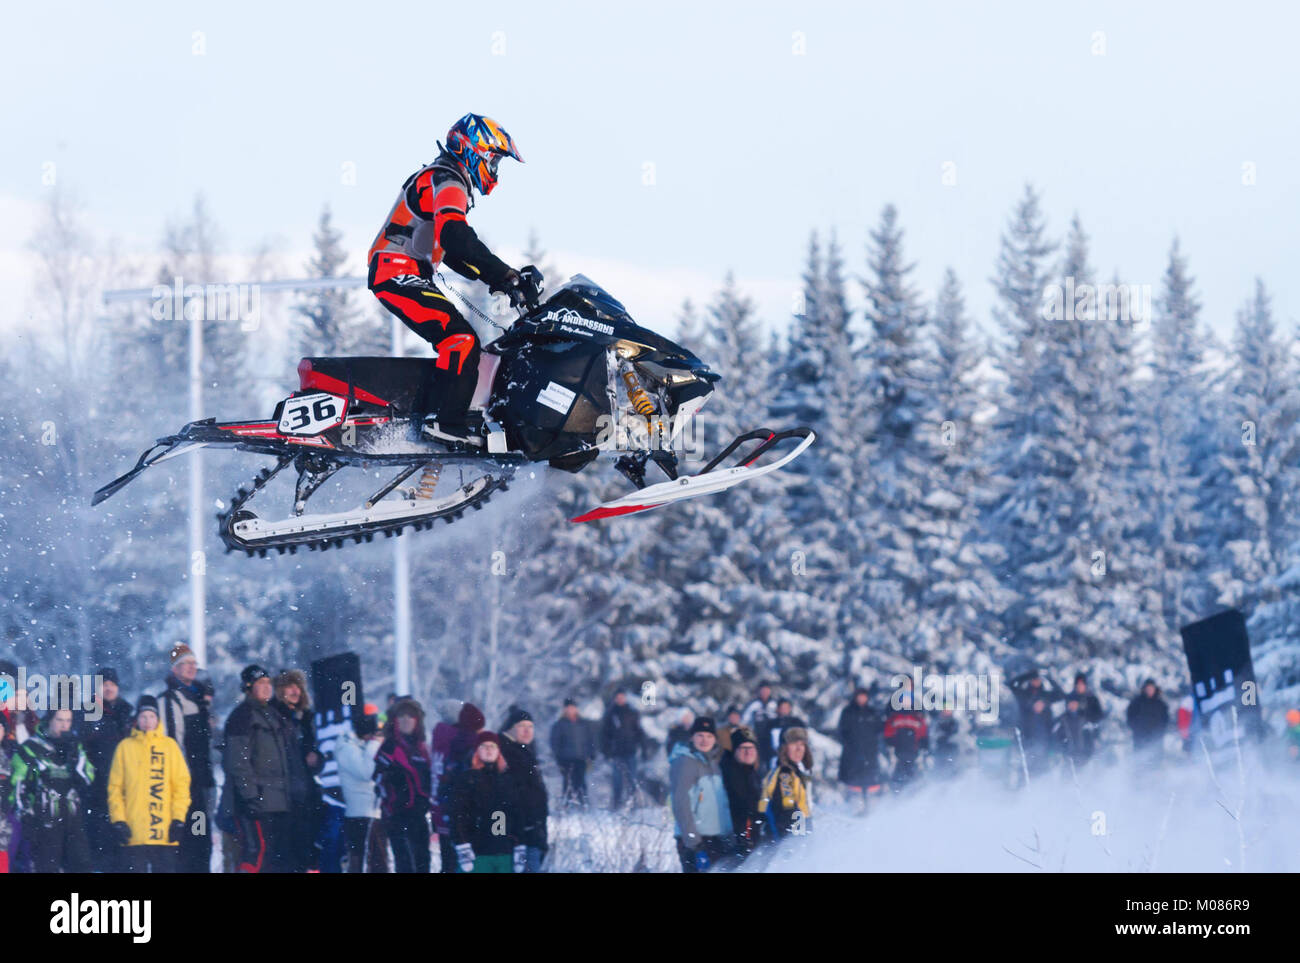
[[188, 303, 206, 665], [391, 313, 412, 696]]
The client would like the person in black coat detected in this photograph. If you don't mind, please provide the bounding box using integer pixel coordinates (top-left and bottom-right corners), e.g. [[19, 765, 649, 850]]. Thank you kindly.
[[223, 666, 296, 873], [272, 669, 322, 873], [1070, 673, 1105, 725], [81, 668, 134, 872], [1019, 695, 1054, 775], [447, 732, 521, 873], [499, 705, 548, 872], [1053, 694, 1097, 767], [756, 699, 807, 769], [836, 689, 883, 798], [549, 699, 597, 808], [600, 689, 644, 808], [719, 727, 764, 858], [1009, 669, 1063, 719], [1126, 679, 1169, 756]]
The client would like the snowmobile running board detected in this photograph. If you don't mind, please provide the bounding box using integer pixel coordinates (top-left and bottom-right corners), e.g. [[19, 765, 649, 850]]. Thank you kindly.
[[570, 427, 816, 523]]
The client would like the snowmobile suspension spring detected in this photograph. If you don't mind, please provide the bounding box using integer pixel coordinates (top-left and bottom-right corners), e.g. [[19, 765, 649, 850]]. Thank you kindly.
[[415, 463, 442, 500], [621, 370, 656, 416]]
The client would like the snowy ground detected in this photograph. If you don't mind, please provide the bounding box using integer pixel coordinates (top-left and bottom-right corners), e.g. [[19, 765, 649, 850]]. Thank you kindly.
[[749, 760, 1300, 873], [540, 755, 1300, 873]]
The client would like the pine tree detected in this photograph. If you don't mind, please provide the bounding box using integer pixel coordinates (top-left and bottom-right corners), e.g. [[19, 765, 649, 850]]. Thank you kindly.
[[296, 205, 380, 355], [1144, 239, 1211, 637], [1206, 280, 1300, 608], [768, 233, 872, 701], [857, 206, 934, 660], [914, 269, 1013, 664]]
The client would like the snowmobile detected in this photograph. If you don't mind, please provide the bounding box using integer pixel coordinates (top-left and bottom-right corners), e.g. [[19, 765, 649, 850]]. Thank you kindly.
[[93, 274, 815, 557]]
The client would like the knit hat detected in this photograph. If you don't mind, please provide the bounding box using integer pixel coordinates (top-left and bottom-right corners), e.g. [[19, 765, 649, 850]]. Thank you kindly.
[[563, 697, 577, 708], [731, 726, 758, 749], [690, 716, 716, 736], [170, 644, 197, 668], [97, 667, 120, 686], [475, 730, 500, 748], [136, 694, 159, 721], [240, 664, 271, 691], [458, 703, 486, 730], [502, 705, 533, 732]]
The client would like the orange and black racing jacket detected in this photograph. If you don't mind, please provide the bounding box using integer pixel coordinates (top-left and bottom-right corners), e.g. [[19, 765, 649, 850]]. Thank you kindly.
[[368, 152, 515, 292]]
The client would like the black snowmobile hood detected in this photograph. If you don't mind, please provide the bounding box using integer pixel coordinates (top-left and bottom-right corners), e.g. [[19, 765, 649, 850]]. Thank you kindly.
[[495, 275, 715, 377]]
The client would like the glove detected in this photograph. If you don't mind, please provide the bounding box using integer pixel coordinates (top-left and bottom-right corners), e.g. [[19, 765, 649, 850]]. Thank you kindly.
[[512, 845, 528, 873], [112, 821, 132, 846], [169, 819, 187, 843], [455, 842, 475, 873], [694, 847, 711, 871], [516, 264, 544, 309], [500, 265, 544, 311]]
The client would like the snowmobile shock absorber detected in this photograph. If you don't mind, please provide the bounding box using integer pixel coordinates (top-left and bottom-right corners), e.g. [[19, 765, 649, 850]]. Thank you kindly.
[[415, 463, 442, 500], [621, 369, 656, 416]]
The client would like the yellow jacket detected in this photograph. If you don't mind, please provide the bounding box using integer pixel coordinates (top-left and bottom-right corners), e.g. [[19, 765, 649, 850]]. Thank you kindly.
[[107, 727, 192, 847]]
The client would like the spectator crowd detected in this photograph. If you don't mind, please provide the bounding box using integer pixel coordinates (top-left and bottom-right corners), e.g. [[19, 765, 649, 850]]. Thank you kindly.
[[0, 652, 1293, 874]]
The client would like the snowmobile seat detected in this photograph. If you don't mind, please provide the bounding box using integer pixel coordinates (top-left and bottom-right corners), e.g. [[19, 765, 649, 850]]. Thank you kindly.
[[298, 357, 436, 415]]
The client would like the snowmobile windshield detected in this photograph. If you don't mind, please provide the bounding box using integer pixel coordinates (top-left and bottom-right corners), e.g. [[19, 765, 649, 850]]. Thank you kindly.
[[555, 275, 628, 318]]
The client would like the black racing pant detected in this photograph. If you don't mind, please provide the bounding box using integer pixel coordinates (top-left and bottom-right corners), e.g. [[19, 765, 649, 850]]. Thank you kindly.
[[85, 801, 125, 873], [25, 814, 92, 873], [558, 760, 589, 807], [235, 811, 290, 873], [177, 786, 212, 873], [343, 816, 372, 873], [384, 810, 431, 874], [437, 831, 458, 874], [126, 845, 179, 873], [368, 251, 480, 429]]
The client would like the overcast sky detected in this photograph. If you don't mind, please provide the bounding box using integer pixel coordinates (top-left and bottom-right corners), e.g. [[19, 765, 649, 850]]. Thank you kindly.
[[2, 0, 1296, 341]]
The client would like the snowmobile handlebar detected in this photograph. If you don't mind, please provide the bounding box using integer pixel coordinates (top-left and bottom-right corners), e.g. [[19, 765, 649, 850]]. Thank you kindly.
[[508, 264, 545, 312]]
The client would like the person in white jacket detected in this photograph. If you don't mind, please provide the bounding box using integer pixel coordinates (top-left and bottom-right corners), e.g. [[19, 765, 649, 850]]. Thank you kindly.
[[333, 707, 382, 873]]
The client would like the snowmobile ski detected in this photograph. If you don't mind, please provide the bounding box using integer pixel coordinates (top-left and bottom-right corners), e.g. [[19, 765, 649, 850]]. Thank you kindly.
[[571, 427, 816, 523]]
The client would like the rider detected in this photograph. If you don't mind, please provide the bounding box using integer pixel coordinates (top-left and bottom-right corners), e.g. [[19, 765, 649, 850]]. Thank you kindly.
[[368, 113, 541, 442]]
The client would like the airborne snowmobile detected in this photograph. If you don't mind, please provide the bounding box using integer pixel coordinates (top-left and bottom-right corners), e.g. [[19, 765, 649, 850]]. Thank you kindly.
[[93, 274, 815, 556]]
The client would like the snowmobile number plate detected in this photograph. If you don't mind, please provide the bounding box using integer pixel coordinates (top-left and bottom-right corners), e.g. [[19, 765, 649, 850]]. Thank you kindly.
[[276, 392, 348, 436]]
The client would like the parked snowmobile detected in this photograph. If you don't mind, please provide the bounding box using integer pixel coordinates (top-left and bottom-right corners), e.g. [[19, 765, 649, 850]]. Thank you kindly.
[[93, 274, 815, 556]]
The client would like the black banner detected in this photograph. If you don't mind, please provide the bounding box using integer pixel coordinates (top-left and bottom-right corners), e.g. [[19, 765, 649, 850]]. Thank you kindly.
[[310, 651, 363, 804], [1180, 609, 1264, 762]]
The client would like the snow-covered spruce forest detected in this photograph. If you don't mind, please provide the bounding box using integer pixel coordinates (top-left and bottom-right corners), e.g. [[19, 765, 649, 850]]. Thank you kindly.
[[4, 183, 1299, 749]]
